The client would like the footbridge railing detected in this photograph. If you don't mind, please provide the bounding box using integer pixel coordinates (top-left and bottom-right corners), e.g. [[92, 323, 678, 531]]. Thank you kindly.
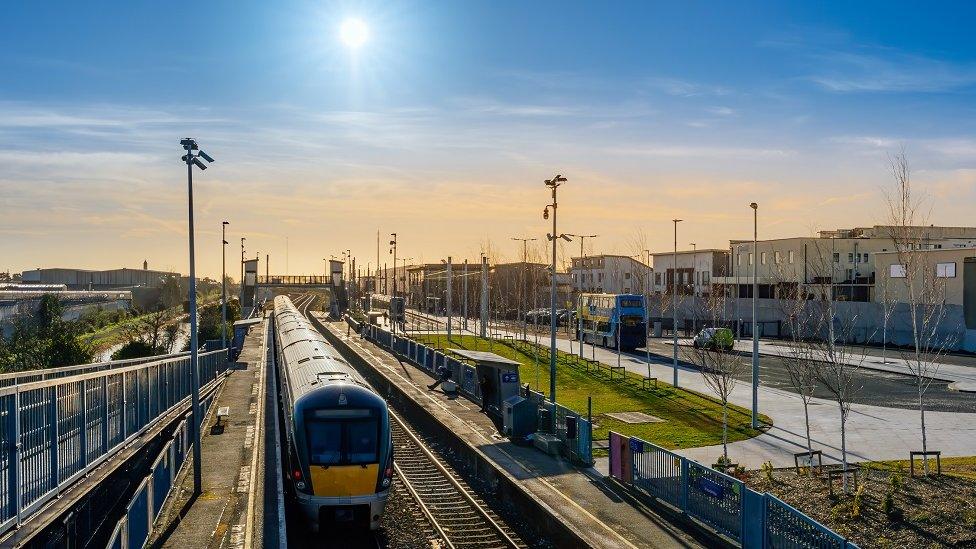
[[0, 349, 229, 538]]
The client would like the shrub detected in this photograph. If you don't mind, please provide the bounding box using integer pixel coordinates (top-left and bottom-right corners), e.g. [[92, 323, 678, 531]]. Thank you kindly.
[[889, 470, 902, 491], [881, 489, 894, 517], [761, 460, 775, 483]]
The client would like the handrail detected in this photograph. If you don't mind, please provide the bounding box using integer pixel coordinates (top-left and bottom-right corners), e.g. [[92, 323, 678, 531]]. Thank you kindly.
[[0, 348, 230, 538]]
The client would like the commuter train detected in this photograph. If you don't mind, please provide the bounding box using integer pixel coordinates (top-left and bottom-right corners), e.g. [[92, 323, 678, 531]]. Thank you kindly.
[[273, 295, 393, 530], [577, 293, 648, 351], [368, 293, 405, 324]]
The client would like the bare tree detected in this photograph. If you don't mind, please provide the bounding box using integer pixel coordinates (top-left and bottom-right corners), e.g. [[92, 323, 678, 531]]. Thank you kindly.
[[884, 153, 958, 475], [775, 264, 822, 472], [682, 291, 745, 463], [805, 241, 871, 493]]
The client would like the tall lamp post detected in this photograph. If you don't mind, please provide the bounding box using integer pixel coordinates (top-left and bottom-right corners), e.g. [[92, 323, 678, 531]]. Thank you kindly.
[[544, 174, 569, 433], [671, 219, 682, 387], [221, 221, 229, 350], [180, 137, 214, 496], [750, 202, 760, 428], [239, 237, 246, 303], [389, 234, 398, 333]]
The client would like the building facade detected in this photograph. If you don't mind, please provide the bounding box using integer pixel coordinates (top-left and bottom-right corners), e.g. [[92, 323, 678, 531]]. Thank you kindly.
[[569, 255, 652, 296], [650, 249, 730, 297]]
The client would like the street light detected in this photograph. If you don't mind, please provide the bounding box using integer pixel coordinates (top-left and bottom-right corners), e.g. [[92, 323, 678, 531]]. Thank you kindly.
[[750, 202, 759, 429], [239, 237, 246, 304], [672, 218, 682, 387], [544, 174, 567, 432], [180, 137, 214, 497], [221, 221, 229, 351]]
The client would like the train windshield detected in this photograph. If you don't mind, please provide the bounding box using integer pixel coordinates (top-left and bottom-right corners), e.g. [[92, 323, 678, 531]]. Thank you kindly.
[[305, 410, 380, 465]]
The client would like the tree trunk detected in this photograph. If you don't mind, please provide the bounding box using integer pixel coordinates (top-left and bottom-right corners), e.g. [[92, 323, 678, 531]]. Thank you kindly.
[[803, 399, 813, 476], [722, 399, 729, 460], [840, 405, 848, 494], [920, 389, 929, 476]]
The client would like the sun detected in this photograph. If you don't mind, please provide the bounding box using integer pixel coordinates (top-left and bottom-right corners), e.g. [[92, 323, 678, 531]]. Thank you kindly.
[[340, 18, 369, 49]]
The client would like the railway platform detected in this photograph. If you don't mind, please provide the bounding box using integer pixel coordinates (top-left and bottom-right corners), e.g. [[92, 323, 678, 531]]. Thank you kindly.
[[315, 313, 705, 549], [148, 314, 283, 548]]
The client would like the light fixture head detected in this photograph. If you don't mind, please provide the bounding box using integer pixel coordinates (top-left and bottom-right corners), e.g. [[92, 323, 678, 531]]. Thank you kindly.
[[192, 157, 208, 170], [198, 150, 215, 163], [543, 208, 549, 220], [180, 138, 198, 151], [750, 202, 758, 210], [222, 221, 229, 225]]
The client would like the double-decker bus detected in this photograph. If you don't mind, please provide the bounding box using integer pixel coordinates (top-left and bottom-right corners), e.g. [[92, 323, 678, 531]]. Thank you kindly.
[[576, 293, 647, 351]]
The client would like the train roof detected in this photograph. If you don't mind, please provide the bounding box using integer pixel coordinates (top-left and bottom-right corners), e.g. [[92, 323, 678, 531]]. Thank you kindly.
[[273, 295, 378, 405]]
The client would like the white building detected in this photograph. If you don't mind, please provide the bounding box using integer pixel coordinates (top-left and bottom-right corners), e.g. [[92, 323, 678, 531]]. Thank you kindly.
[[650, 249, 730, 296], [569, 255, 652, 296]]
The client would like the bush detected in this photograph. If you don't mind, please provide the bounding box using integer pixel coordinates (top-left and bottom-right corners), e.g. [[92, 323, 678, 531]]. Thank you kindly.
[[112, 340, 164, 360], [851, 485, 865, 519], [761, 461, 775, 483]]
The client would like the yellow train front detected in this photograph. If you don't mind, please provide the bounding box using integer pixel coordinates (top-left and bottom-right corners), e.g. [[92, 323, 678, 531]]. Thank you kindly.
[[274, 296, 393, 531]]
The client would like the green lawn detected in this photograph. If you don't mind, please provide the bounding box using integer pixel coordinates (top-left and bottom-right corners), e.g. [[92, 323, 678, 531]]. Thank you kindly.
[[413, 334, 770, 451]]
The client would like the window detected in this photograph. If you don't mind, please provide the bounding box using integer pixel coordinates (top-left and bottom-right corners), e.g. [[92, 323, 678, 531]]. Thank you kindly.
[[748, 253, 754, 265], [625, 272, 631, 279], [737, 254, 743, 266], [889, 264, 907, 278], [863, 253, 869, 263], [306, 421, 342, 464], [655, 273, 662, 285], [598, 272, 604, 282], [848, 253, 854, 262], [761, 252, 767, 265], [846, 268, 854, 281], [788, 250, 795, 264], [936, 262, 956, 278], [774, 251, 781, 264], [702, 272, 710, 284], [833, 253, 840, 263]]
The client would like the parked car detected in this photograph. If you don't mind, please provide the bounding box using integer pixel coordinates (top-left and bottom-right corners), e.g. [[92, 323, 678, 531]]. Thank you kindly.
[[692, 327, 734, 351]]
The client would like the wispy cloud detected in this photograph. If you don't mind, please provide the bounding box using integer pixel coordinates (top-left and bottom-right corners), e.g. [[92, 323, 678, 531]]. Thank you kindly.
[[809, 50, 976, 93], [644, 77, 732, 97]]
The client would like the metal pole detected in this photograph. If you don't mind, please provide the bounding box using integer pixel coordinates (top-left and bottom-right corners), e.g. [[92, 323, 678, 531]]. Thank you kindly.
[[221, 222, 227, 349], [672, 219, 681, 387], [185, 146, 202, 496], [751, 202, 759, 428], [463, 260, 468, 331], [480, 256, 488, 337], [578, 238, 585, 359], [240, 237, 245, 304], [549, 184, 559, 415], [446, 256, 452, 340]]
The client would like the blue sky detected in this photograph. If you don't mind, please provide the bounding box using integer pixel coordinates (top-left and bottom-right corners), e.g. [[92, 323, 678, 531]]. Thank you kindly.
[[2, 1, 975, 277]]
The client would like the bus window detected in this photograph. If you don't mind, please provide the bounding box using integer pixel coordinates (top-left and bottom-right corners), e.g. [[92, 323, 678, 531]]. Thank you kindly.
[[619, 298, 643, 308]]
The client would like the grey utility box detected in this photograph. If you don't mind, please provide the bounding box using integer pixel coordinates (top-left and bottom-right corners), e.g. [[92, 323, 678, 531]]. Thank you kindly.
[[503, 395, 537, 440]]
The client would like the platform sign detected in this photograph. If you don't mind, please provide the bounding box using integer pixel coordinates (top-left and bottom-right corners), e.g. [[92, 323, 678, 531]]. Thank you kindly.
[[501, 372, 518, 383], [629, 438, 644, 453], [700, 477, 724, 498]]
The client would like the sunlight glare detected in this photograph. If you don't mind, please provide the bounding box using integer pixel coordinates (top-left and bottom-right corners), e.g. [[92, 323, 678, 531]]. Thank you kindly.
[[340, 18, 369, 49]]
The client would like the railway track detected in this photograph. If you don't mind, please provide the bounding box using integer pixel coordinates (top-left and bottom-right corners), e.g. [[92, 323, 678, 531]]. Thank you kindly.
[[389, 409, 525, 549]]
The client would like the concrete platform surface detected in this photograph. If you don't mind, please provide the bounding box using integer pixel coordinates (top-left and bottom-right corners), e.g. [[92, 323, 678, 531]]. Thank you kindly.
[[148, 316, 275, 549], [318, 314, 704, 549]]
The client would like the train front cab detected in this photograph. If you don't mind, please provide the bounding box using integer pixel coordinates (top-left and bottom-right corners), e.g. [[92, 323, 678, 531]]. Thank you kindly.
[[290, 384, 393, 531]]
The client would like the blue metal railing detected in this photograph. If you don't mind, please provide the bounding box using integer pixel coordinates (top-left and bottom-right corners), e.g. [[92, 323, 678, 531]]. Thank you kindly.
[[613, 433, 857, 548], [0, 349, 227, 538]]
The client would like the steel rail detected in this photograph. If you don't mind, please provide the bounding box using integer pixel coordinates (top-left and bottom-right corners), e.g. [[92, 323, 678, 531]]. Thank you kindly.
[[388, 409, 522, 549]]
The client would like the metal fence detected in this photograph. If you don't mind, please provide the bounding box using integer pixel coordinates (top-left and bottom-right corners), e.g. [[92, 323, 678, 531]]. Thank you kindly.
[[103, 392, 217, 549], [352, 319, 594, 466], [0, 349, 228, 538], [611, 432, 858, 548]]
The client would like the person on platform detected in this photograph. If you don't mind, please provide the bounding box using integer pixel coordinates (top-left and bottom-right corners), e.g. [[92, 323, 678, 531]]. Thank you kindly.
[[427, 364, 452, 390], [479, 375, 493, 412]]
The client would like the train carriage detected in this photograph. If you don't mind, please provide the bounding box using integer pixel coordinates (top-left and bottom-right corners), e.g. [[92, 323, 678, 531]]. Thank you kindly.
[[273, 296, 393, 531]]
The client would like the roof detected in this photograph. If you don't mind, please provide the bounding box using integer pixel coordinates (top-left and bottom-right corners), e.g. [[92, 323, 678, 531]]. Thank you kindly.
[[650, 249, 729, 257], [449, 349, 522, 367], [233, 317, 263, 327]]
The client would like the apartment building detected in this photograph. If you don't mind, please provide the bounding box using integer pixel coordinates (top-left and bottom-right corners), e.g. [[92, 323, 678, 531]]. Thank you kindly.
[[650, 249, 730, 296], [715, 225, 976, 302], [569, 255, 652, 295]]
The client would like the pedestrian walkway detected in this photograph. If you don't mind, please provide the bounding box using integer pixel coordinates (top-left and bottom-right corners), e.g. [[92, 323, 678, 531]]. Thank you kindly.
[[318, 314, 706, 549], [148, 315, 280, 548]]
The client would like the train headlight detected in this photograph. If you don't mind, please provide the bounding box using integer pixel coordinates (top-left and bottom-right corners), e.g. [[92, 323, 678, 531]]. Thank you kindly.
[[381, 478, 391, 488], [296, 480, 307, 490]]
